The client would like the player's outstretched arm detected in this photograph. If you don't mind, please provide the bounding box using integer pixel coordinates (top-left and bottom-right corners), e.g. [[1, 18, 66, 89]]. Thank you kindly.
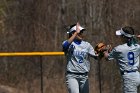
[[62, 22, 81, 51], [67, 22, 80, 44]]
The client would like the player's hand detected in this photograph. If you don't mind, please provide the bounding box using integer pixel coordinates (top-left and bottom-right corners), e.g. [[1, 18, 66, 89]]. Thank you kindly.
[[137, 35, 140, 38], [106, 44, 112, 53], [76, 22, 81, 34]]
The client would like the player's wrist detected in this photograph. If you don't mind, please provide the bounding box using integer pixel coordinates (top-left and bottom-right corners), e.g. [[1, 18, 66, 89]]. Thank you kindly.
[[74, 31, 79, 35]]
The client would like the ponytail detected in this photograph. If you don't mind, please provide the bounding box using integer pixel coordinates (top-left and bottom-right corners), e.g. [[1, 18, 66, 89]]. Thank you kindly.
[[127, 36, 138, 46]]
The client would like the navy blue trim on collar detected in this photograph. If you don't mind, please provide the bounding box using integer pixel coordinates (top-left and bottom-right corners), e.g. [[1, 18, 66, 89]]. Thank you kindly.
[[74, 39, 82, 45]]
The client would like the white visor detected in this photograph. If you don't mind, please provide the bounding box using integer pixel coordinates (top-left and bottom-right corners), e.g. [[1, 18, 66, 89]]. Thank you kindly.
[[115, 28, 134, 38], [116, 30, 122, 36], [67, 25, 85, 34]]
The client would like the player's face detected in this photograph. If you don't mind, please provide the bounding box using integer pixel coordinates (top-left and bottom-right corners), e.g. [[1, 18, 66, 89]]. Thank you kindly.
[[76, 31, 84, 40], [120, 35, 127, 43]]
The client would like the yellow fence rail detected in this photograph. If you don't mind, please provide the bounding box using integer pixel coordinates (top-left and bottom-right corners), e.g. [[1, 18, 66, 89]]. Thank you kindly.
[[0, 52, 64, 56], [0, 52, 65, 93]]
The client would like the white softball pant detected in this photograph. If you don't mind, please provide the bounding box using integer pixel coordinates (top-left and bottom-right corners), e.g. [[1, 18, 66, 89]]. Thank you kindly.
[[66, 73, 89, 93], [122, 71, 140, 93]]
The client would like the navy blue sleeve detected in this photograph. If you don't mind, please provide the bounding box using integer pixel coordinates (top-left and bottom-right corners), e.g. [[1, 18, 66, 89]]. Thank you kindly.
[[62, 41, 71, 51]]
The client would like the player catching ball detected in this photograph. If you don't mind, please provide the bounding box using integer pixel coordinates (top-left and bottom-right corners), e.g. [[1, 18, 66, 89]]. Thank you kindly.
[[102, 26, 140, 93], [62, 22, 98, 93]]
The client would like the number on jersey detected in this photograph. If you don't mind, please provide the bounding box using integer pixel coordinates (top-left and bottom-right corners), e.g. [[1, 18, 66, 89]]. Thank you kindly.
[[127, 52, 134, 65]]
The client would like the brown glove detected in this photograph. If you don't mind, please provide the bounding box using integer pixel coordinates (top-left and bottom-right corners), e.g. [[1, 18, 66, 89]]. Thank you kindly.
[[94, 43, 112, 58]]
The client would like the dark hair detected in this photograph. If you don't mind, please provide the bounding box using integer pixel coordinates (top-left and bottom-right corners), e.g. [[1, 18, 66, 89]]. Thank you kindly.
[[68, 24, 76, 38], [69, 31, 75, 38], [122, 26, 137, 46], [122, 26, 134, 35], [69, 24, 76, 29]]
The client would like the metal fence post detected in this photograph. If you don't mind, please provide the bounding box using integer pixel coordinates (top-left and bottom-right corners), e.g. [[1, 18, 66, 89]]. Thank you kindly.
[[40, 56, 43, 93]]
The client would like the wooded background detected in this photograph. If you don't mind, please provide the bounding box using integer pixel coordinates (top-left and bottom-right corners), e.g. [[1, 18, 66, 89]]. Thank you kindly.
[[0, 0, 140, 93]]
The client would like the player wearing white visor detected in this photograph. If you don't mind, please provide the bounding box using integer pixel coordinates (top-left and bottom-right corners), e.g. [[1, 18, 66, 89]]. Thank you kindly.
[[104, 26, 140, 93], [62, 22, 97, 93], [116, 28, 135, 38], [67, 25, 85, 34]]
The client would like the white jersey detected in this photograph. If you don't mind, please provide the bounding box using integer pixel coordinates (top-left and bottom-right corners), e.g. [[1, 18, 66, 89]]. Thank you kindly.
[[62, 40, 96, 73], [108, 43, 140, 72]]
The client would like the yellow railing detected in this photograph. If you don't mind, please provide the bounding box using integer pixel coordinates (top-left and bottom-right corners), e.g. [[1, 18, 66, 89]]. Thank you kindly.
[[0, 52, 65, 93], [0, 52, 64, 56]]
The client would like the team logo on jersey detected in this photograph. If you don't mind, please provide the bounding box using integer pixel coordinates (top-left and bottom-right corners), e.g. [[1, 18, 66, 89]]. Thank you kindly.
[[73, 51, 87, 63]]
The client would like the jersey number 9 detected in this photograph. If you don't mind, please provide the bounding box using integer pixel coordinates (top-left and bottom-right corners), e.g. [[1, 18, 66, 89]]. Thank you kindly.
[[127, 52, 134, 65]]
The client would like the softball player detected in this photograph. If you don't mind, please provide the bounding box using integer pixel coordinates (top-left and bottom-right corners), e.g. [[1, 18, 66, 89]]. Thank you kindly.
[[104, 26, 140, 93], [62, 23, 97, 93]]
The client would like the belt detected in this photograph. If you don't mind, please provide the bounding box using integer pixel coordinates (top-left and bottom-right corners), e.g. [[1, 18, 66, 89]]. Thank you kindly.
[[67, 71, 88, 75], [121, 70, 137, 75]]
